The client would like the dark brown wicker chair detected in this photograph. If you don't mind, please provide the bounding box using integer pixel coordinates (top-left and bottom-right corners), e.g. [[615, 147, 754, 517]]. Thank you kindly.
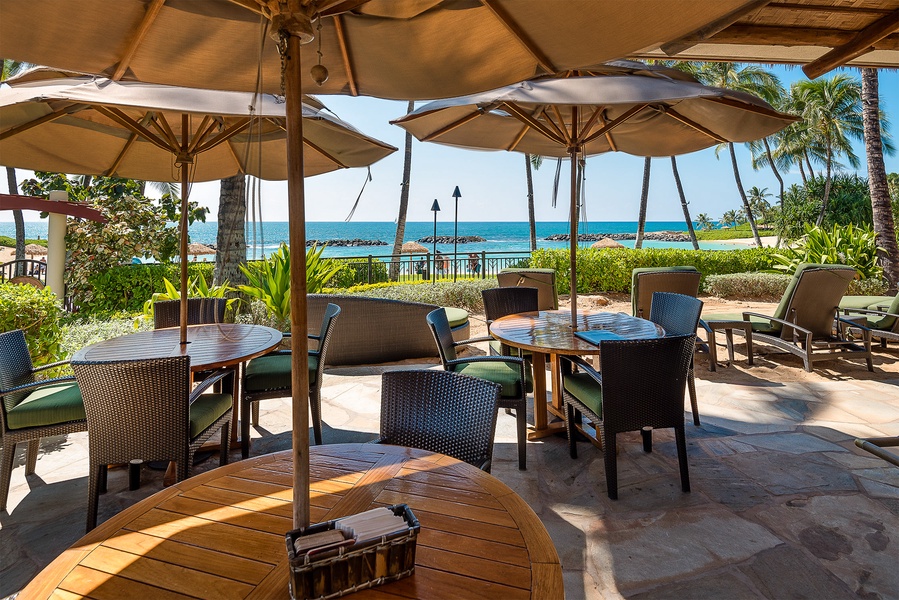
[[427, 308, 531, 470], [649, 292, 704, 426], [375, 370, 501, 472], [1, 329, 86, 512], [482, 287, 539, 357], [241, 303, 340, 457], [561, 334, 695, 500], [72, 355, 232, 531], [152, 298, 228, 329]]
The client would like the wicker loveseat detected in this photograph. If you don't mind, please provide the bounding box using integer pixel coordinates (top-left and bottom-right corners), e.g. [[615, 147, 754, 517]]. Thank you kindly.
[[307, 295, 469, 366]]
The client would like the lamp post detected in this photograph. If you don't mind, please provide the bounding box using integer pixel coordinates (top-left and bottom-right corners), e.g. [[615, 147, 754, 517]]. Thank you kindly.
[[430, 199, 440, 284], [452, 186, 461, 282]]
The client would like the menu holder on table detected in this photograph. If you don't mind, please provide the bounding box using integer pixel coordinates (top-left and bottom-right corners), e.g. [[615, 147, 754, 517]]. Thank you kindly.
[[286, 504, 419, 599], [574, 329, 624, 345]]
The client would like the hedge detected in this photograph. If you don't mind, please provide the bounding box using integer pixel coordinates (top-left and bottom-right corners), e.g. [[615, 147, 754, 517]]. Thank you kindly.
[[79, 263, 215, 313], [0, 282, 65, 365], [529, 247, 777, 294]]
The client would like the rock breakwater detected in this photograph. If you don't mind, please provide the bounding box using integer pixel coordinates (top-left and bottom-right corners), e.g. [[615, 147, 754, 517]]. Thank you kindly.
[[545, 231, 690, 243]]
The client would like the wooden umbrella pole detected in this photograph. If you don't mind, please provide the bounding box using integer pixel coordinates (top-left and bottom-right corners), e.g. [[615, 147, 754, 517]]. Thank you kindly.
[[284, 29, 311, 529], [568, 143, 578, 329], [179, 114, 190, 345]]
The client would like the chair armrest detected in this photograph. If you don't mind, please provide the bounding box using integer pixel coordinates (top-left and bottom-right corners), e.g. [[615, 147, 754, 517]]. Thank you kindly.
[[189, 368, 234, 402], [742, 312, 814, 337], [0, 375, 77, 396], [32, 360, 72, 373], [835, 315, 872, 331], [559, 355, 603, 387], [842, 307, 899, 320], [446, 355, 525, 368], [453, 335, 493, 347]]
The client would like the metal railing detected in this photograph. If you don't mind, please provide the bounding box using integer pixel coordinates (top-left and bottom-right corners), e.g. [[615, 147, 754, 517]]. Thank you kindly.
[[0, 259, 48, 285]]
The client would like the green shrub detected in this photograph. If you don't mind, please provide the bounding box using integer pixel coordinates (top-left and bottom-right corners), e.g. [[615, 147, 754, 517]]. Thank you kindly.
[[846, 278, 889, 296], [774, 175, 872, 241], [328, 259, 389, 287], [137, 276, 237, 326], [703, 272, 791, 301], [771, 223, 883, 279], [81, 262, 215, 314], [61, 315, 154, 361], [337, 279, 497, 313], [0, 282, 65, 365], [529, 247, 776, 294]]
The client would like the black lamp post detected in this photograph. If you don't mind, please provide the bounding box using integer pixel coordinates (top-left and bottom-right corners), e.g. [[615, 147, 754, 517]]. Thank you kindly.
[[452, 186, 461, 282], [430, 198, 440, 284]]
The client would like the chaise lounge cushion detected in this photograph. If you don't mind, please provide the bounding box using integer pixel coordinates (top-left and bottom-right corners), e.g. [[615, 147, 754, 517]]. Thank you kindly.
[[839, 295, 899, 330], [6, 381, 84, 430]]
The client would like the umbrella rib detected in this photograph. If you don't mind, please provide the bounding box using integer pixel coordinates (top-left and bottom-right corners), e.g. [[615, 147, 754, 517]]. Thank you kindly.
[[506, 122, 531, 152], [581, 104, 649, 145], [105, 112, 156, 177], [150, 113, 182, 152], [538, 107, 570, 145], [576, 107, 604, 145], [481, 0, 556, 73], [662, 107, 728, 143], [112, 0, 166, 80], [94, 106, 176, 153], [705, 96, 800, 122], [0, 104, 81, 141], [332, 15, 359, 96], [304, 138, 349, 169], [420, 107, 493, 142], [194, 119, 254, 154], [550, 105, 573, 146], [500, 103, 565, 145], [187, 116, 216, 154], [596, 112, 619, 152]]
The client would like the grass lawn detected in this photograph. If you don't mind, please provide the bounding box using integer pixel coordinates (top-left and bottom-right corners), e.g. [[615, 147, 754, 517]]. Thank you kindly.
[[690, 225, 774, 240]]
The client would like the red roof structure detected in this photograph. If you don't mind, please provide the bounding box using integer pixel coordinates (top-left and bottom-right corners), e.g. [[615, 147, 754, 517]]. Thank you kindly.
[[0, 193, 106, 222]]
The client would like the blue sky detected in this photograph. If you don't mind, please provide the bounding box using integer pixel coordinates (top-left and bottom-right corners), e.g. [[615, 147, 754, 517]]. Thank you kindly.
[[4, 65, 897, 224]]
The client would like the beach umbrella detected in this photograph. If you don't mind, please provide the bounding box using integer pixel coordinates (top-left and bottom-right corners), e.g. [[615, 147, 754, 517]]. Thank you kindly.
[[392, 63, 798, 325], [400, 241, 429, 254], [24, 243, 48, 256], [187, 242, 216, 256], [592, 238, 625, 249], [0, 0, 768, 530], [0, 75, 396, 343]]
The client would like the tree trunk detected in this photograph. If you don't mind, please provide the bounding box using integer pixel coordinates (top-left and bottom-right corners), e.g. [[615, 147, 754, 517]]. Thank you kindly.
[[762, 137, 785, 247], [214, 174, 248, 288], [525, 154, 537, 252], [816, 139, 833, 227], [5, 167, 26, 274], [729, 143, 763, 247], [862, 68, 899, 291], [798, 161, 808, 185], [671, 157, 699, 250], [390, 101, 415, 280], [804, 151, 815, 180], [634, 157, 651, 249]]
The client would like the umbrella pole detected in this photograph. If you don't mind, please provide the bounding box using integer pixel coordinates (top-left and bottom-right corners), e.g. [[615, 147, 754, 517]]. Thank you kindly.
[[179, 114, 190, 346], [568, 145, 578, 329], [284, 29, 311, 530]]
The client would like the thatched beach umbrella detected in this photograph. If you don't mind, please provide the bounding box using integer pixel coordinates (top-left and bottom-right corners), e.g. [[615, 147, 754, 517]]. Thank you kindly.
[[24, 243, 48, 256], [187, 242, 216, 256], [401, 241, 429, 254], [592, 238, 625, 249]]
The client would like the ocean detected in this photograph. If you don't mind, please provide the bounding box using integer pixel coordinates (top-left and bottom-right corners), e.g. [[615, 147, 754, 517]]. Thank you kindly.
[[1, 220, 738, 258]]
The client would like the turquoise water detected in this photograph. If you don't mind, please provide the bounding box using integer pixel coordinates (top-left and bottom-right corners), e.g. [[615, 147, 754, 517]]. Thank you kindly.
[[1, 220, 739, 258]]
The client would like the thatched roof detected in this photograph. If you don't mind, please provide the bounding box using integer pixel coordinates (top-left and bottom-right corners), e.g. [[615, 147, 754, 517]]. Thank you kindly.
[[591, 238, 626, 249], [401, 241, 429, 254]]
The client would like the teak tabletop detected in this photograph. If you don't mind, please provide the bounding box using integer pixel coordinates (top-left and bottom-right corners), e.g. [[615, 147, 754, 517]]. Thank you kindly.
[[490, 310, 663, 439], [21, 444, 563, 600]]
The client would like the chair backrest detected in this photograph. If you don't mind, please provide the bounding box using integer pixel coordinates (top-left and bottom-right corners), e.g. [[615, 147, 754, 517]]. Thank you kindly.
[[313, 303, 342, 364], [153, 298, 227, 329], [426, 308, 458, 364], [72, 356, 191, 464], [598, 334, 695, 434], [776, 263, 856, 338], [631, 266, 701, 318], [497, 268, 558, 310], [649, 292, 704, 337], [482, 287, 539, 326], [0, 329, 35, 413], [379, 369, 501, 469]]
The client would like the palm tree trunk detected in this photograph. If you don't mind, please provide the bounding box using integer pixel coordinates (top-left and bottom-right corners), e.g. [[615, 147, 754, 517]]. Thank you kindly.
[[804, 151, 815, 180], [671, 157, 699, 250], [390, 101, 415, 281], [729, 143, 763, 247], [798, 161, 808, 185], [214, 174, 247, 287], [525, 154, 537, 252], [816, 141, 833, 226], [862, 68, 899, 291], [634, 157, 651, 249], [5, 167, 25, 273], [762, 137, 785, 247]]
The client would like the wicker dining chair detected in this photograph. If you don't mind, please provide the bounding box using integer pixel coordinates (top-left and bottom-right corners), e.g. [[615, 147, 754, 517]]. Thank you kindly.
[[560, 334, 695, 500], [427, 308, 531, 470], [241, 303, 341, 457], [482, 286, 539, 357], [152, 298, 228, 329], [72, 355, 232, 531], [630, 266, 701, 319], [1, 329, 86, 512], [649, 292, 704, 426], [375, 370, 501, 472]]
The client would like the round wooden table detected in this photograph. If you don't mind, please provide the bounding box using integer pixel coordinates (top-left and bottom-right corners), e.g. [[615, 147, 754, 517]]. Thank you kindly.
[[490, 310, 663, 439], [21, 444, 563, 599]]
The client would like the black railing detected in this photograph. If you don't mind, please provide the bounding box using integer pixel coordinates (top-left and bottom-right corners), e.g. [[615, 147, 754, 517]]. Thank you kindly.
[[320, 251, 532, 286], [0, 259, 47, 285]]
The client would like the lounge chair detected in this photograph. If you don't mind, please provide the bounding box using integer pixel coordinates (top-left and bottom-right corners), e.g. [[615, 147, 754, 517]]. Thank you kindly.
[[701, 263, 873, 372], [630, 266, 701, 319], [838, 293, 899, 348]]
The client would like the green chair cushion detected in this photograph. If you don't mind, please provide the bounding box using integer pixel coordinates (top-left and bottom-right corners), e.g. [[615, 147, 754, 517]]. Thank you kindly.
[[5, 381, 84, 430], [452, 360, 532, 397], [443, 307, 469, 329], [488, 339, 532, 358], [562, 372, 603, 418], [702, 312, 780, 335], [189, 393, 232, 439], [244, 352, 319, 392], [839, 295, 898, 330]]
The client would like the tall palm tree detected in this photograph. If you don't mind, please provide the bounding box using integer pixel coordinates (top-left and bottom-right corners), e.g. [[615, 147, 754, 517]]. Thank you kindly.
[[634, 157, 651, 249], [671, 156, 699, 249], [862, 68, 899, 290], [694, 63, 783, 248], [525, 154, 543, 252], [746, 186, 772, 225], [390, 101, 415, 280], [2, 59, 28, 268]]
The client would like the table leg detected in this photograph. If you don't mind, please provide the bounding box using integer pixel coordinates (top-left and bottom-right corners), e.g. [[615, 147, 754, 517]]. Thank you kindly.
[[548, 353, 564, 419], [531, 352, 547, 431], [230, 364, 241, 446], [527, 352, 566, 440]]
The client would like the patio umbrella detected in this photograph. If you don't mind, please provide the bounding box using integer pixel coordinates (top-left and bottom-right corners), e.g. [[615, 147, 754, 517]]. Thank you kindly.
[[401, 241, 429, 254], [24, 243, 48, 256], [0, 0, 768, 530], [392, 63, 798, 326], [0, 75, 396, 343], [187, 242, 216, 256]]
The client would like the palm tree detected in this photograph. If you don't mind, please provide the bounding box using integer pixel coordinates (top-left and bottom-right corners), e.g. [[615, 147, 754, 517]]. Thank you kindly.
[[694, 62, 783, 248], [696, 213, 713, 232], [746, 186, 772, 225], [525, 154, 543, 251], [2, 59, 28, 268], [390, 100, 415, 280], [634, 157, 651, 249], [720, 210, 738, 228], [671, 156, 699, 249], [214, 174, 247, 287], [862, 68, 899, 290]]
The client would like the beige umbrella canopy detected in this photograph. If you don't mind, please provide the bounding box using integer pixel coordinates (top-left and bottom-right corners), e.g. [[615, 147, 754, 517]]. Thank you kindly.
[[401, 241, 429, 254], [187, 242, 216, 256]]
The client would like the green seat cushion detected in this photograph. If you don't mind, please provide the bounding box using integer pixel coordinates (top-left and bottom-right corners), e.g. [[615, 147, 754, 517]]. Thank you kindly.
[[838, 295, 893, 310], [443, 307, 469, 329], [452, 360, 532, 397], [563, 372, 602, 418], [6, 381, 84, 430], [702, 312, 780, 335], [189, 393, 232, 438], [244, 352, 319, 392], [488, 339, 533, 358]]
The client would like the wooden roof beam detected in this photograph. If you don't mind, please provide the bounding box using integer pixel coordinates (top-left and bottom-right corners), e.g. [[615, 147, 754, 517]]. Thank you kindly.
[[683, 24, 899, 51], [112, 0, 166, 81], [803, 9, 899, 79], [481, 0, 557, 74], [661, 0, 772, 55]]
